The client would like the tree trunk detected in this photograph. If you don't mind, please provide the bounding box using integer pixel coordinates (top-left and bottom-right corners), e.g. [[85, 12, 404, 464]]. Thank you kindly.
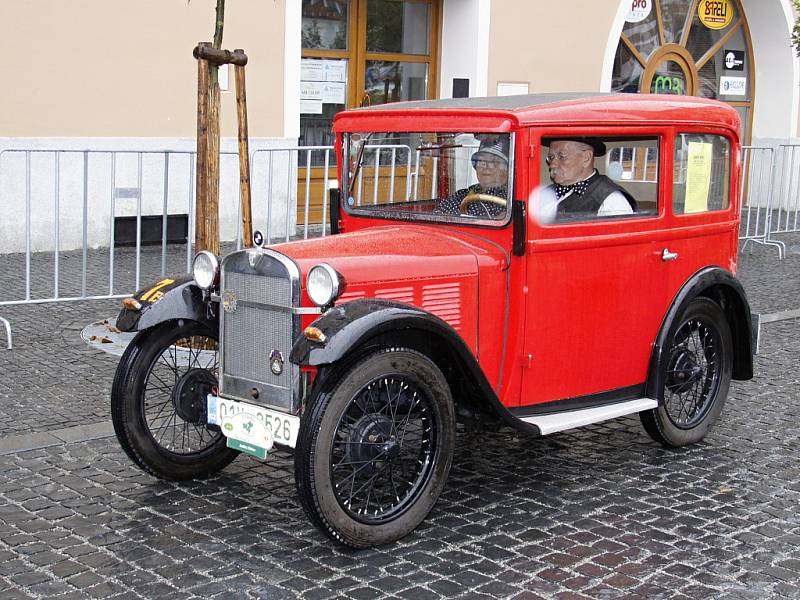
[[194, 0, 225, 255]]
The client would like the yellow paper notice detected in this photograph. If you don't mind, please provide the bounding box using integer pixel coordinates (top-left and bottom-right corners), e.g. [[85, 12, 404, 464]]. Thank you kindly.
[[685, 142, 713, 213]]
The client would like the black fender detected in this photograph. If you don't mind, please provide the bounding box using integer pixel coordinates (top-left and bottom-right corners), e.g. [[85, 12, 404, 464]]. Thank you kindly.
[[290, 298, 535, 434], [646, 267, 754, 402], [116, 275, 218, 333]]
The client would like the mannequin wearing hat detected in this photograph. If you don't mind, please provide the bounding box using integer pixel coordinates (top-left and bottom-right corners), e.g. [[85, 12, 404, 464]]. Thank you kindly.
[[434, 137, 509, 218], [537, 139, 636, 223]]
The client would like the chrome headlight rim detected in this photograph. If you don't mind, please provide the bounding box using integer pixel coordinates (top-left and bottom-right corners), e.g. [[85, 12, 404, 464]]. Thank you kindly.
[[306, 263, 341, 307], [192, 250, 220, 291]]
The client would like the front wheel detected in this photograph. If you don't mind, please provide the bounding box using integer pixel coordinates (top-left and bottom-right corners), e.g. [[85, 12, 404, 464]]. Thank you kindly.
[[111, 319, 238, 479], [295, 348, 456, 548], [641, 297, 733, 447]]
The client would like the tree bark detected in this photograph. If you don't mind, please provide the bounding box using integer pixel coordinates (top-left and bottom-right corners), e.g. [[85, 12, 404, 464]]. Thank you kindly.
[[213, 0, 225, 49]]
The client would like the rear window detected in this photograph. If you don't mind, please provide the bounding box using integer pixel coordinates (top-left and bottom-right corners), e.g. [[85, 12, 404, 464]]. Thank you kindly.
[[673, 134, 731, 214]]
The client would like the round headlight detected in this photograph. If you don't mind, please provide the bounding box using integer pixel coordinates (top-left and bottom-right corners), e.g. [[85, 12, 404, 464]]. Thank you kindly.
[[306, 264, 341, 307], [192, 251, 219, 290]]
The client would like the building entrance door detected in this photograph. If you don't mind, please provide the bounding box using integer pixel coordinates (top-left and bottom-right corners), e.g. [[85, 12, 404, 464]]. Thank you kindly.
[[298, 0, 440, 227]]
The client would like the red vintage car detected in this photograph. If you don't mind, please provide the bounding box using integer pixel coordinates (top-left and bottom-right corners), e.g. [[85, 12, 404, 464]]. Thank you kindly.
[[111, 93, 757, 548]]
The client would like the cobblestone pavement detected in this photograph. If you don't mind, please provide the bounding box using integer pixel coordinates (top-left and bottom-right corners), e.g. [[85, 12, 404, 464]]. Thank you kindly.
[[0, 239, 798, 599]]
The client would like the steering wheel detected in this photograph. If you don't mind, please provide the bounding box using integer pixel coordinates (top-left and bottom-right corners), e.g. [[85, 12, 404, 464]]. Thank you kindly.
[[459, 192, 508, 213]]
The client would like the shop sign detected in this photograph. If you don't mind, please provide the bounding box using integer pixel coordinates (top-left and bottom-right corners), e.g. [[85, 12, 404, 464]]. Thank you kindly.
[[652, 75, 685, 95], [724, 49, 745, 71], [626, 0, 652, 23], [698, 0, 733, 30], [720, 76, 747, 96]]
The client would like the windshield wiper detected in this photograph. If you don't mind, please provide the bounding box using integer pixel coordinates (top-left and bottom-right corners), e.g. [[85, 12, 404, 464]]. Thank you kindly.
[[348, 133, 373, 197]]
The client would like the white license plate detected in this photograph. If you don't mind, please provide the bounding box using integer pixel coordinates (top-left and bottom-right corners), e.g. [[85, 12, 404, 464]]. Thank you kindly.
[[207, 395, 300, 449]]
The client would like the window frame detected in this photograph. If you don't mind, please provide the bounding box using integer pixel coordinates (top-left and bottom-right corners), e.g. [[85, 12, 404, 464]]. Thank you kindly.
[[341, 130, 516, 229], [531, 129, 665, 229], [671, 129, 735, 217], [301, 0, 440, 112]]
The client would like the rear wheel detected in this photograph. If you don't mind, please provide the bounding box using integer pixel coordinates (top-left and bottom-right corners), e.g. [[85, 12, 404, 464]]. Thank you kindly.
[[641, 298, 733, 447], [295, 348, 455, 548], [111, 320, 237, 479]]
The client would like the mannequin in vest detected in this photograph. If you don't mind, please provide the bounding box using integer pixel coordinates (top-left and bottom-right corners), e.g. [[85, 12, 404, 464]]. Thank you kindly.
[[537, 138, 636, 223]]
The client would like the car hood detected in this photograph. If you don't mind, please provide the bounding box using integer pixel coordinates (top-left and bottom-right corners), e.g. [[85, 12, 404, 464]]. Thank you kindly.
[[272, 225, 507, 288]]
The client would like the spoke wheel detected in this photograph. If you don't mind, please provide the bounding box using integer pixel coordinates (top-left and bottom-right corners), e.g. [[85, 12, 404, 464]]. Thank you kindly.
[[112, 320, 238, 479], [641, 298, 733, 447], [295, 348, 455, 548], [332, 375, 437, 523], [664, 316, 722, 429]]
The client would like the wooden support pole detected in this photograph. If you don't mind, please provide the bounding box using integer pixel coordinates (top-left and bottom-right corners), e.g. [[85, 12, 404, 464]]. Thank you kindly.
[[195, 42, 211, 253], [194, 42, 221, 256], [207, 75, 221, 256], [234, 50, 253, 248]]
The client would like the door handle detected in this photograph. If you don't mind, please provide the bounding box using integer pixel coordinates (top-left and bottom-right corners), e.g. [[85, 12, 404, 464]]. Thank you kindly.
[[661, 248, 679, 262]]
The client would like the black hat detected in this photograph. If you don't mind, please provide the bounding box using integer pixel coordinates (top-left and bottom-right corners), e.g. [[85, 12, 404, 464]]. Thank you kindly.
[[543, 137, 607, 157], [471, 137, 510, 167]]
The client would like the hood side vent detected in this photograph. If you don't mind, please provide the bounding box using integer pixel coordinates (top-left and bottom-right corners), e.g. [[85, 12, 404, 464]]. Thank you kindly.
[[376, 286, 414, 304], [338, 290, 367, 303], [422, 282, 461, 330]]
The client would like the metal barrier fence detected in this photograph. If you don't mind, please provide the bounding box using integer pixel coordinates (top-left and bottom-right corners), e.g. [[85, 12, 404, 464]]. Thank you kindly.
[[0, 145, 340, 347], [1, 148, 209, 306], [255, 145, 334, 245], [768, 144, 800, 257], [739, 144, 800, 259], [739, 146, 784, 256]]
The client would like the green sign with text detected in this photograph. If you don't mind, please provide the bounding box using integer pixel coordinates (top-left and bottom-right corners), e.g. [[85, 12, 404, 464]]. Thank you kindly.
[[227, 437, 268, 459], [652, 75, 685, 95]]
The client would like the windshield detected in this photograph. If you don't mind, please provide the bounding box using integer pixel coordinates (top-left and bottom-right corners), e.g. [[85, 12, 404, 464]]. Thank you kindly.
[[344, 132, 513, 223]]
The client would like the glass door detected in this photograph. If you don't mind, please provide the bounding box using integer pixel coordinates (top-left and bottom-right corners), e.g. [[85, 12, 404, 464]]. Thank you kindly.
[[299, 0, 440, 227]]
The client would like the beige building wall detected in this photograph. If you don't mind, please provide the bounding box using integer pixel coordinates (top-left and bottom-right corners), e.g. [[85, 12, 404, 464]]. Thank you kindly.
[[0, 0, 287, 139], [486, 2, 619, 95]]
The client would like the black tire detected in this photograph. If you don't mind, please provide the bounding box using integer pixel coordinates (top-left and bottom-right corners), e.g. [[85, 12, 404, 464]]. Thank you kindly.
[[295, 348, 456, 548], [641, 297, 733, 447], [111, 319, 238, 479]]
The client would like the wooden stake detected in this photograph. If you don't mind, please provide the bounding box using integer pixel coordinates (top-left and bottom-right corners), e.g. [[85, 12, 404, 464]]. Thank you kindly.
[[195, 42, 211, 253], [206, 76, 221, 256], [234, 51, 253, 248]]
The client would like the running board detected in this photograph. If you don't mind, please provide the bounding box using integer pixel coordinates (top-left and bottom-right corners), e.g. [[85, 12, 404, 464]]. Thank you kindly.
[[519, 398, 658, 435]]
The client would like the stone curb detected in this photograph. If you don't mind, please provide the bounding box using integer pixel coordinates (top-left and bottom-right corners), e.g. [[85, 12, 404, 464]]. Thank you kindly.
[[0, 421, 115, 455], [760, 308, 800, 323]]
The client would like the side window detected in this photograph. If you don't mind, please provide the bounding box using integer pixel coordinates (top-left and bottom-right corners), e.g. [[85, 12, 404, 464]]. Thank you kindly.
[[535, 136, 659, 224], [673, 134, 731, 214]]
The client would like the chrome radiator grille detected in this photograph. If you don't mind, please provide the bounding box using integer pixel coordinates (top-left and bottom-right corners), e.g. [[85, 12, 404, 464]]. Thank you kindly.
[[219, 249, 300, 412]]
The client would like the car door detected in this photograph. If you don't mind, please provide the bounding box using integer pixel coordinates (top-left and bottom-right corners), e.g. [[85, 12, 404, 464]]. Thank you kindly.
[[520, 130, 672, 407]]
